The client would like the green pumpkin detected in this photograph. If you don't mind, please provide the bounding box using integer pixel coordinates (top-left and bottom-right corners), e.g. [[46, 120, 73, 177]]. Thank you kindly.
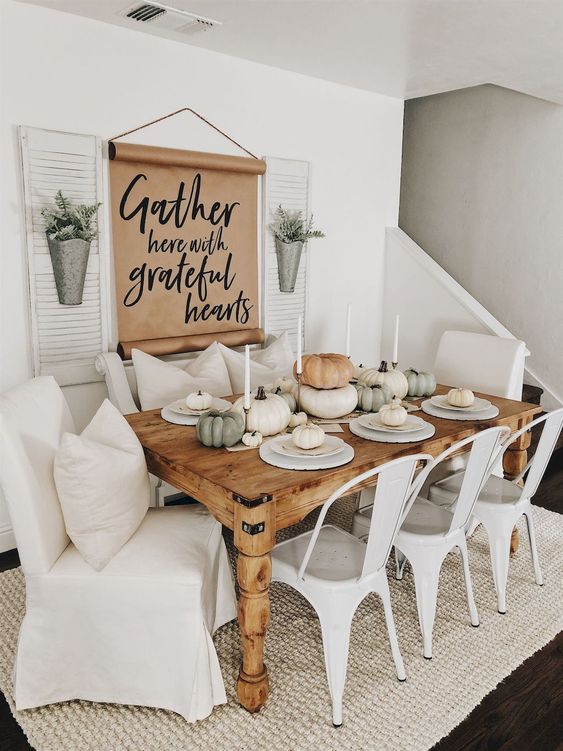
[[404, 368, 437, 397], [271, 386, 297, 413], [196, 409, 245, 448], [355, 383, 393, 412]]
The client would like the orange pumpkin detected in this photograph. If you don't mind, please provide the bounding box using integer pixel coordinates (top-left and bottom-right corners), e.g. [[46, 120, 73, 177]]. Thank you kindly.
[[294, 353, 355, 389]]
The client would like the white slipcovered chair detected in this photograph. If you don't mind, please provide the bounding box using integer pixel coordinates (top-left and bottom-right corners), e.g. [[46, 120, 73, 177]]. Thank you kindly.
[[423, 330, 528, 499], [0, 376, 237, 721]]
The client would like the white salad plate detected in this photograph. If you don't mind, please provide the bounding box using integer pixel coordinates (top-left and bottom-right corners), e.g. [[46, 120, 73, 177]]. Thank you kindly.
[[430, 395, 492, 412], [357, 413, 426, 434], [269, 434, 346, 459], [349, 417, 436, 444], [259, 439, 354, 470], [161, 397, 232, 426], [422, 400, 499, 422]]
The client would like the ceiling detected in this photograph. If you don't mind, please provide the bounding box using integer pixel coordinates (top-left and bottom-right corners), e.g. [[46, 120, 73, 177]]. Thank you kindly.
[[16, 0, 563, 104]]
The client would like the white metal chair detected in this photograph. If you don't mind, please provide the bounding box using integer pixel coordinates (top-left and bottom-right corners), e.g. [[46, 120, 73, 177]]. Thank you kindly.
[[394, 427, 509, 660], [0, 376, 237, 721], [429, 408, 563, 613], [271, 453, 433, 727]]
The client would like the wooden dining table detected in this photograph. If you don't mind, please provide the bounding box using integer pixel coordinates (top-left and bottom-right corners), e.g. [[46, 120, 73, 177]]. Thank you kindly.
[[126, 385, 541, 714]]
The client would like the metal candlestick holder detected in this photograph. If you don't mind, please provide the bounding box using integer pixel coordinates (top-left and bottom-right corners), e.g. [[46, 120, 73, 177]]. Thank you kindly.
[[391, 362, 398, 370], [296, 371, 302, 414], [243, 405, 250, 432]]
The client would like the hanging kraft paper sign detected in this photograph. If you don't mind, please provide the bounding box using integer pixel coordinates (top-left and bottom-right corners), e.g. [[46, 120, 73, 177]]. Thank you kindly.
[[108, 142, 266, 358]]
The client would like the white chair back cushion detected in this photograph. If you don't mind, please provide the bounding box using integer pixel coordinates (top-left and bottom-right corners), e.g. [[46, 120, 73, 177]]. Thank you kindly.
[[434, 331, 526, 399], [0, 376, 74, 573], [54, 399, 150, 570]]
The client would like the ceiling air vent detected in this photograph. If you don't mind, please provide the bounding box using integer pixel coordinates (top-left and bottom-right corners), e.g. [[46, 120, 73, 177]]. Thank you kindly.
[[125, 4, 166, 23], [119, 2, 221, 33]]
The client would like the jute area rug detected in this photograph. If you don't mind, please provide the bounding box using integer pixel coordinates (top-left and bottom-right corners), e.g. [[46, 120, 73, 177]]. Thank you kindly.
[[0, 498, 562, 751]]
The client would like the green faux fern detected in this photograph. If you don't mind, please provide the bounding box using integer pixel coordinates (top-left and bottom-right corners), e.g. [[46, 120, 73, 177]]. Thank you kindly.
[[269, 205, 325, 244], [42, 190, 101, 242]]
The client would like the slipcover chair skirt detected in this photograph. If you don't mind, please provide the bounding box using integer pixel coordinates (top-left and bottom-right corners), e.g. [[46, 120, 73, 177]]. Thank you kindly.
[[0, 377, 237, 722]]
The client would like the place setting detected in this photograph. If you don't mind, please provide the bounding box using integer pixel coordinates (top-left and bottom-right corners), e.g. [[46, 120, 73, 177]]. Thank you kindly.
[[161, 390, 232, 426], [422, 387, 500, 421], [350, 397, 436, 443]]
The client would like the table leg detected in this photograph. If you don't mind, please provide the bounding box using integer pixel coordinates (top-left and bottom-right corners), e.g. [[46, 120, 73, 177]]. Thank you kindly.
[[233, 495, 276, 713], [236, 552, 271, 711], [503, 421, 532, 554]]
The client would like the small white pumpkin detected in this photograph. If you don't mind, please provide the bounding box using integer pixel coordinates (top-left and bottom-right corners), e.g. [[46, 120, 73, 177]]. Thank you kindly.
[[186, 390, 213, 411], [242, 430, 263, 448], [289, 411, 308, 428], [447, 387, 475, 408], [292, 422, 325, 450], [353, 362, 368, 380], [233, 386, 291, 436], [272, 377, 296, 394], [379, 397, 408, 427], [358, 361, 409, 400], [296, 383, 358, 419]]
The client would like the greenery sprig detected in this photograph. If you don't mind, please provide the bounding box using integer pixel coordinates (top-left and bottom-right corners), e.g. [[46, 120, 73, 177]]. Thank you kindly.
[[269, 205, 325, 244], [41, 190, 101, 242]]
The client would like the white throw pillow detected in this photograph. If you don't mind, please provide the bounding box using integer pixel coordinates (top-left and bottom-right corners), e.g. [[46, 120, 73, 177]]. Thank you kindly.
[[54, 399, 150, 571], [218, 332, 295, 393], [132, 342, 232, 410]]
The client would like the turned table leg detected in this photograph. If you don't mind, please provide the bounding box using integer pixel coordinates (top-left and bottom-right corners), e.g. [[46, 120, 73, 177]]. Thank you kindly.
[[236, 552, 271, 711], [503, 421, 532, 554], [233, 494, 276, 713]]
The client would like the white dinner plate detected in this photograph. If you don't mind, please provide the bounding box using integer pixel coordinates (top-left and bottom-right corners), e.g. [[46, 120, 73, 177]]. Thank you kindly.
[[161, 397, 232, 426], [259, 439, 354, 471], [357, 413, 426, 434], [422, 400, 499, 422], [269, 434, 346, 459], [349, 417, 436, 444], [430, 395, 492, 413]]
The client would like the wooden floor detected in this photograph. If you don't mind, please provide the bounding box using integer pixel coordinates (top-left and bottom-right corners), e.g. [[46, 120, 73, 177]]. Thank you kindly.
[[1, 452, 562, 751]]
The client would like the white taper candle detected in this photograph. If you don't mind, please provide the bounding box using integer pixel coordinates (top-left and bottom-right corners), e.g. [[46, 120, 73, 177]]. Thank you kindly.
[[345, 303, 351, 358], [392, 314, 400, 364], [243, 344, 251, 410], [297, 316, 303, 374]]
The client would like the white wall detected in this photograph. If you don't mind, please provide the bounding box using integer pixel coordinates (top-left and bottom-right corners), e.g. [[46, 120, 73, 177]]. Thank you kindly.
[[381, 229, 490, 373], [399, 84, 563, 404], [0, 0, 404, 549]]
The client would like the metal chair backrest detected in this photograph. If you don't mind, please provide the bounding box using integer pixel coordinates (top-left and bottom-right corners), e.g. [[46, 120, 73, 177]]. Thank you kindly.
[[499, 408, 563, 501], [297, 454, 433, 582]]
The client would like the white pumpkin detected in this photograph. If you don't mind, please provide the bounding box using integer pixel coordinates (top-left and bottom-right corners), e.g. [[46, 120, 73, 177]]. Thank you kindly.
[[185, 390, 213, 411], [296, 383, 358, 419], [358, 361, 408, 400], [353, 362, 368, 380], [292, 422, 325, 450], [379, 397, 408, 427], [447, 387, 475, 408], [272, 376, 296, 394], [242, 431, 263, 448], [289, 411, 308, 428], [233, 386, 291, 436]]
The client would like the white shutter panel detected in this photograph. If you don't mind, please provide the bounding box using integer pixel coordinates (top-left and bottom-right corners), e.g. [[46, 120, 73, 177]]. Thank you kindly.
[[19, 126, 109, 386], [262, 157, 310, 351]]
